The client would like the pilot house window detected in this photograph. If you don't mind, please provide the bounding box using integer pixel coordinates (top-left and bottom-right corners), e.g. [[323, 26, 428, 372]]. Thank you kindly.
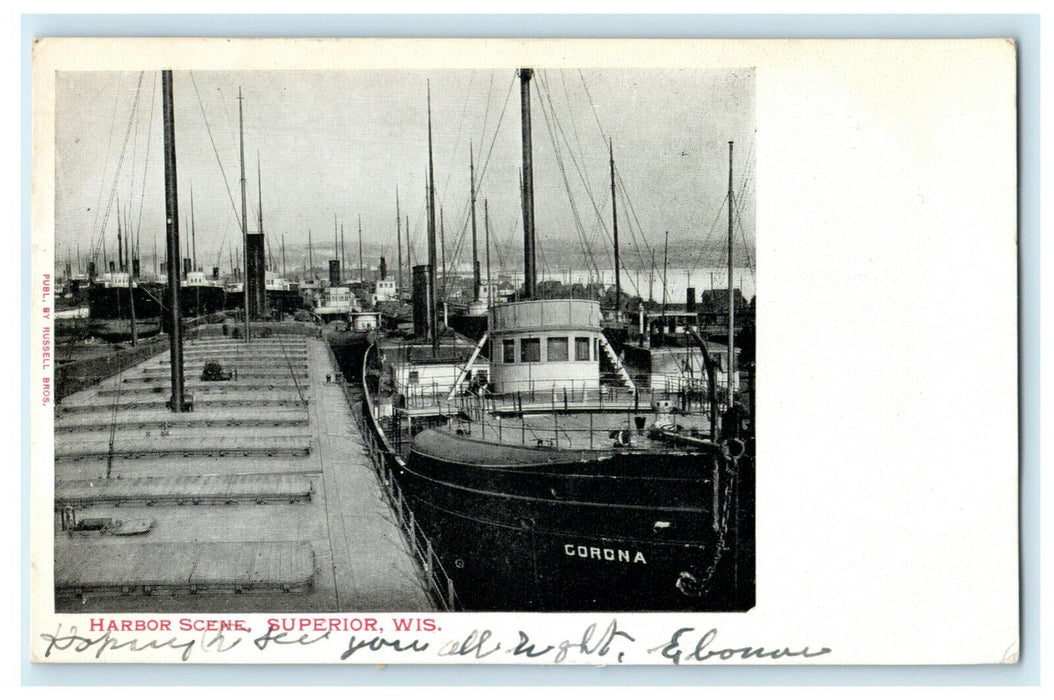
[[575, 336, 591, 361], [502, 339, 516, 363], [520, 338, 541, 363], [547, 337, 569, 362]]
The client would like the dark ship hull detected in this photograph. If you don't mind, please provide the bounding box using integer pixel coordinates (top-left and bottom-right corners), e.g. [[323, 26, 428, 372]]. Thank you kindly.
[[327, 329, 372, 381], [397, 427, 754, 612], [181, 284, 227, 317], [87, 283, 165, 320], [88, 282, 226, 320], [223, 289, 304, 316]]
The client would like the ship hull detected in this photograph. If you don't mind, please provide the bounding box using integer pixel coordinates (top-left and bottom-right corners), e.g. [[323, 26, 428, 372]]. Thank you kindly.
[[401, 428, 754, 612]]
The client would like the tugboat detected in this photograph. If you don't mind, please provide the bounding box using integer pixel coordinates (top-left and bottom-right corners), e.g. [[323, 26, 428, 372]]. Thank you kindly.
[[360, 69, 754, 611]]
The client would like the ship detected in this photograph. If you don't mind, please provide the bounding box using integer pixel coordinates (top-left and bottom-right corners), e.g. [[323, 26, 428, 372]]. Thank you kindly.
[[357, 68, 755, 611]]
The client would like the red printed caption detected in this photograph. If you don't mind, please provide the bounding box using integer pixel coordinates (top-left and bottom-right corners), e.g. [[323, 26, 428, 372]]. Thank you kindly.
[[42, 274, 52, 406]]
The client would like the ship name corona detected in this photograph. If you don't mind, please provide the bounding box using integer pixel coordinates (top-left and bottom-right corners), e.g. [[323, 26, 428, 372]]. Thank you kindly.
[[564, 543, 647, 564]]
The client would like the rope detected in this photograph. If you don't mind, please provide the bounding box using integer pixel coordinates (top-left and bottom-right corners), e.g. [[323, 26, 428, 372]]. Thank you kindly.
[[89, 93, 121, 265], [135, 72, 157, 249], [189, 71, 244, 233], [91, 72, 145, 263]]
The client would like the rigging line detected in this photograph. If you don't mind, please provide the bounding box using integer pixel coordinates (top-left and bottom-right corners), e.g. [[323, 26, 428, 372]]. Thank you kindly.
[[89, 93, 121, 261], [189, 71, 244, 233], [692, 137, 755, 275], [614, 169, 657, 269], [689, 191, 729, 270], [732, 182, 756, 280], [533, 74, 604, 285], [577, 68, 610, 150], [126, 85, 140, 232], [92, 71, 145, 264], [437, 70, 474, 205], [218, 85, 239, 151], [477, 71, 495, 158], [135, 72, 158, 247], [556, 69, 615, 262], [473, 72, 516, 191], [537, 71, 611, 252], [559, 71, 589, 174]]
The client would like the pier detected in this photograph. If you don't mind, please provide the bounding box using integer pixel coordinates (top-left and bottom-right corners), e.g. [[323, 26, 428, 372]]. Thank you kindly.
[[53, 326, 433, 613]]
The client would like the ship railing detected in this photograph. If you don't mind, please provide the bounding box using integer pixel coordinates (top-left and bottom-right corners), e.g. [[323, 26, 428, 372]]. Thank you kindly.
[[448, 377, 714, 417], [446, 404, 714, 452], [338, 342, 461, 612]]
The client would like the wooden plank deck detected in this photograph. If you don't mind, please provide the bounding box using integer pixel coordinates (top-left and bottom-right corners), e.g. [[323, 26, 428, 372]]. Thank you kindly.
[[55, 541, 315, 596], [56, 434, 314, 460], [55, 474, 314, 507], [56, 408, 310, 433], [59, 391, 310, 413]]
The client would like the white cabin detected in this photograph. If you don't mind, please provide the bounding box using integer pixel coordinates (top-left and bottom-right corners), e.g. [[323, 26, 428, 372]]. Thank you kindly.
[[487, 299, 603, 395]]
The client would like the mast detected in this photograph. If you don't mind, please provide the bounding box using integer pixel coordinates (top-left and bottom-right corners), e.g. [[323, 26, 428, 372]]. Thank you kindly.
[[661, 230, 669, 346], [358, 215, 364, 285], [440, 207, 446, 302], [238, 86, 250, 341], [341, 223, 347, 284], [257, 151, 266, 310], [727, 140, 735, 408], [426, 81, 439, 355], [161, 70, 185, 412], [470, 142, 480, 301], [396, 186, 403, 297], [518, 68, 537, 300], [116, 194, 124, 273], [257, 152, 264, 240], [281, 233, 287, 278], [484, 198, 492, 306], [126, 202, 137, 346], [609, 138, 621, 319], [308, 229, 314, 279], [190, 187, 197, 271], [334, 214, 339, 277]]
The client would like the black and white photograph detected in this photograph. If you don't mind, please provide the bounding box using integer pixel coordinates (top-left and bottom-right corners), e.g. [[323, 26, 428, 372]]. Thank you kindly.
[[50, 65, 756, 615], [30, 37, 1019, 666]]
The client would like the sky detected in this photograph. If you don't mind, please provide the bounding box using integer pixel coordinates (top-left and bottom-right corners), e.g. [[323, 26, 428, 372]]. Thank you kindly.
[[54, 68, 755, 282]]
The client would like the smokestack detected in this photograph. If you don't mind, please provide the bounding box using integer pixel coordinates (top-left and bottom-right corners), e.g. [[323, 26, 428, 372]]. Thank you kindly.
[[519, 68, 537, 300], [379, 256, 387, 280], [686, 287, 696, 312], [212, 266, 220, 280], [328, 259, 341, 286], [412, 264, 433, 340], [246, 233, 266, 319]]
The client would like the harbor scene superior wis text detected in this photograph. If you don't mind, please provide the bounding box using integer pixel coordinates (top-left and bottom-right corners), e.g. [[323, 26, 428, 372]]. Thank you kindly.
[[52, 67, 756, 613]]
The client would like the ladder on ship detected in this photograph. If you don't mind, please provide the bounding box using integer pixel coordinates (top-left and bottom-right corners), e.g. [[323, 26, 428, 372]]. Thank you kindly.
[[597, 333, 635, 390]]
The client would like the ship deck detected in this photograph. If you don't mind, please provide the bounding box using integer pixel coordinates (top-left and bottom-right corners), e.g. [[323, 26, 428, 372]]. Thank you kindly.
[[440, 410, 715, 452], [53, 327, 433, 612]]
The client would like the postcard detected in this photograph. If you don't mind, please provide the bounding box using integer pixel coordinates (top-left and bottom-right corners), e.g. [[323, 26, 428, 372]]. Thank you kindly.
[[29, 37, 1018, 665]]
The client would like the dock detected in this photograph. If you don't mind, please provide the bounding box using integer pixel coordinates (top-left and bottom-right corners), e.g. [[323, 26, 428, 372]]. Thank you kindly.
[[53, 326, 434, 613]]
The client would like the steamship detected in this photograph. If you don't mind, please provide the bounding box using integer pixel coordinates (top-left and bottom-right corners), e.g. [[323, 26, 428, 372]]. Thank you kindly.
[[359, 69, 754, 611]]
